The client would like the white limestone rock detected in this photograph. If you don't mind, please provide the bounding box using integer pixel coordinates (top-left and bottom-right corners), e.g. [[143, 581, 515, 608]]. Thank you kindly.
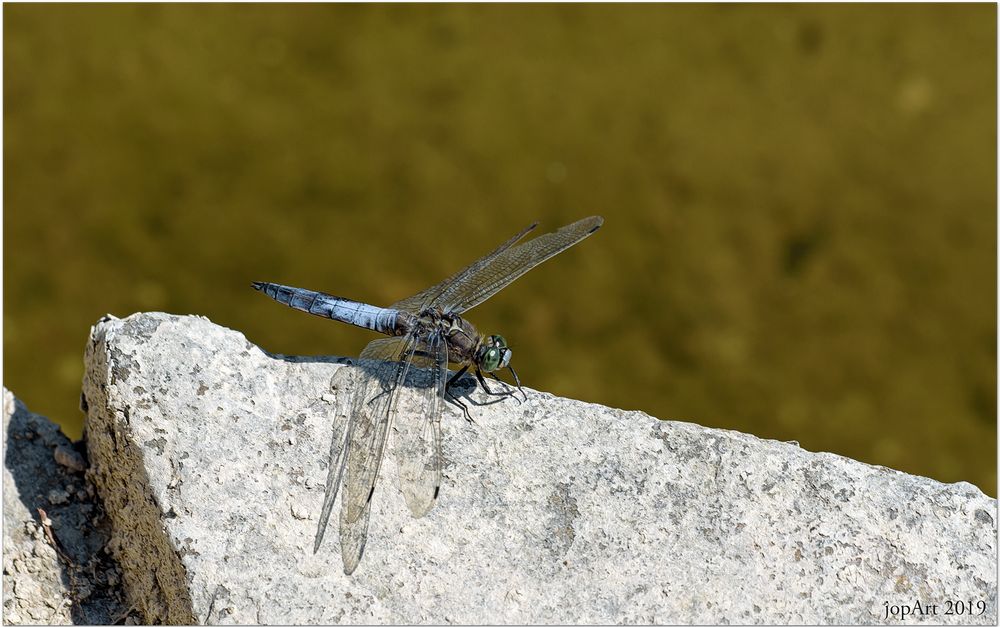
[[82, 312, 997, 624]]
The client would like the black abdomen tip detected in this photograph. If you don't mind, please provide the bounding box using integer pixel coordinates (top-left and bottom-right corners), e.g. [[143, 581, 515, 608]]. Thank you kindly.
[[251, 281, 265, 291]]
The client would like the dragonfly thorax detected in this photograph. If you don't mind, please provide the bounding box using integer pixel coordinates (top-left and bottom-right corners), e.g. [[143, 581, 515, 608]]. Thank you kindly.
[[476, 334, 512, 373]]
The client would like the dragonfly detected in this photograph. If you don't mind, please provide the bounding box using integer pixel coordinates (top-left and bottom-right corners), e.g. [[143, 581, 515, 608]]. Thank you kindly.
[[252, 215, 603, 574]]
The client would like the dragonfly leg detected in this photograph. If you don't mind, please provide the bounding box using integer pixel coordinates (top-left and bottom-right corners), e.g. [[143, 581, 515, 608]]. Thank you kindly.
[[475, 369, 519, 401], [446, 394, 474, 424], [447, 364, 471, 389], [488, 372, 522, 402], [445, 365, 475, 423], [444, 365, 509, 418], [506, 365, 527, 402]]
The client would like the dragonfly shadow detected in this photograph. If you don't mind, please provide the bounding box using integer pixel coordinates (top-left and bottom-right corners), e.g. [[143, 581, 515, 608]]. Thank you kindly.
[[258, 350, 517, 420], [261, 351, 348, 366], [443, 370, 523, 422]]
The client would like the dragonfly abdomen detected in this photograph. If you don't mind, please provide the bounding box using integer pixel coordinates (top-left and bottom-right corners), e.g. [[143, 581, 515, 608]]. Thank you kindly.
[[252, 282, 398, 335]]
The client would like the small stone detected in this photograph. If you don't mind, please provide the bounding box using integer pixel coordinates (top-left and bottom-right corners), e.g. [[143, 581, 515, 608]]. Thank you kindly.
[[47, 489, 69, 505], [54, 445, 86, 472], [74, 580, 93, 600], [290, 503, 310, 520]]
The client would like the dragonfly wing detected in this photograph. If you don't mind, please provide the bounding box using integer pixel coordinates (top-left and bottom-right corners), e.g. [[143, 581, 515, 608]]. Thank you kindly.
[[341, 335, 415, 525], [313, 366, 356, 553], [360, 336, 408, 361], [438, 216, 603, 314], [325, 335, 416, 573], [390, 222, 539, 313], [339, 485, 372, 575], [391, 328, 448, 518]]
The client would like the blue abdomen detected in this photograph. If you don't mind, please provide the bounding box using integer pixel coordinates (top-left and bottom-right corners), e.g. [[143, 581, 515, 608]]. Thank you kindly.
[[252, 282, 398, 335]]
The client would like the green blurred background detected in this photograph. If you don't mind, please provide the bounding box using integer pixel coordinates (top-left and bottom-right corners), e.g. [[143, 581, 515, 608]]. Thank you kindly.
[[4, 4, 996, 495]]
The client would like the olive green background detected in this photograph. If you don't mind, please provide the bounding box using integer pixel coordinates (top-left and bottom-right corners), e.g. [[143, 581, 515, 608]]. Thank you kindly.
[[5, 4, 996, 495]]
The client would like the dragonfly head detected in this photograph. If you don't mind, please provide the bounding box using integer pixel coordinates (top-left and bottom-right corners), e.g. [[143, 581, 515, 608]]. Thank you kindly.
[[477, 334, 512, 373]]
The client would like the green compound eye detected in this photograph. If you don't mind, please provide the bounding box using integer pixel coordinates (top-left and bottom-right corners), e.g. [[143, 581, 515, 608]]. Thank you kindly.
[[490, 335, 507, 348], [480, 347, 502, 372]]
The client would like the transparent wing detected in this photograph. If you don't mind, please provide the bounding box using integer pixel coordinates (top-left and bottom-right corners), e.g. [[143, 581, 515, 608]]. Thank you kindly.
[[341, 337, 416, 526], [360, 337, 408, 361], [391, 329, 448, 518], [390, 222, 539, 313], [339, 485, 372, 575], [319, 336, 412, 574], [437, 216, 603, 314], [337, 328, 447, 573], [313, 366, 357, 554]]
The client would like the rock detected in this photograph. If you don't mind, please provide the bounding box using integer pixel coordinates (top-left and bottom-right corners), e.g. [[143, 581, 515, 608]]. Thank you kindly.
[[46, 490, 70, 506], [53, 445, 86, 473], [3, 389, 129, 624], [82, 312, 997, 624]]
